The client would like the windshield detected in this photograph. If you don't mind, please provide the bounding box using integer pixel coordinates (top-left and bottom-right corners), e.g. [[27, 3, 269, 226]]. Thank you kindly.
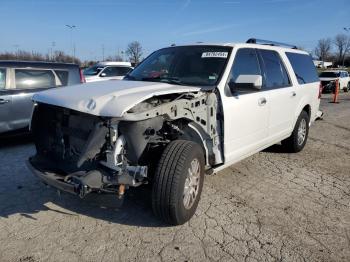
[[125, 46, 232, 86], [83, 65, 104, 76], [319, 72, 340, 78]]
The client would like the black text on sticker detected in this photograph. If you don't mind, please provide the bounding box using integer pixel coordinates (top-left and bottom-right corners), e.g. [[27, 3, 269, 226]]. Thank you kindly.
[[201, 52, 228, 58]]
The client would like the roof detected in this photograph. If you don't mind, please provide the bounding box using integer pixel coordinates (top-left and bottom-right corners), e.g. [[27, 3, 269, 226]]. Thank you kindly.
[[97, 61, 132, 67], [163, 42, 309, 54], [0, 60, 79, 69]]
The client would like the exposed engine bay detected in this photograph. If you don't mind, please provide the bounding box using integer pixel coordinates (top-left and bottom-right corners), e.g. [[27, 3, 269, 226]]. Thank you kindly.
[[29, 90, 223, 198]]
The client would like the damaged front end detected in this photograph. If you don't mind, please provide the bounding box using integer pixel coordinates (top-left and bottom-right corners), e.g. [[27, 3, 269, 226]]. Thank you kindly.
[[28, 103, 157, 198], [28, 90, 223, 198]]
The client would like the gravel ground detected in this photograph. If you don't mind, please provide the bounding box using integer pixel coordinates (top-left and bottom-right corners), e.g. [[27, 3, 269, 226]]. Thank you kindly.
[[0, 93, 349, 262]]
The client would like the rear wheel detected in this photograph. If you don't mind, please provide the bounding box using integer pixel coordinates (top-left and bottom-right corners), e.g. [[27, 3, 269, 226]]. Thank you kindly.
[[152, 140, 205, 225], [281, 111, 310, 153], [345, 82, 350, 92]]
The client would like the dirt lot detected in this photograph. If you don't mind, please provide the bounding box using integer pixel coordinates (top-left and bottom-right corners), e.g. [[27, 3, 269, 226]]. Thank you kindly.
[[0, 93, 349, 262]]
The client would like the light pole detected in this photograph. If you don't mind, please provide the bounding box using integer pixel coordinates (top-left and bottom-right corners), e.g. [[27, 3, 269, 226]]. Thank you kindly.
[[50, 41, 56, 61], [342, 27, 350, 67], [13, 44, 19, 60], [66, 24, 76, 62]]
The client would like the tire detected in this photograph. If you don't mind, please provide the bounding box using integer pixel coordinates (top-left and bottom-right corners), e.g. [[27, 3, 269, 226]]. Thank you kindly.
[[152, 140, 205, 225], [345, 83, 350, 92], [281, 111, 310, 153]]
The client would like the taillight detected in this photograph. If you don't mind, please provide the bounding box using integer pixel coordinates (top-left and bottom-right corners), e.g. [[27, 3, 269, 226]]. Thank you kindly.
[[79, 69, 86, 83], [318, 82, 322, 99]]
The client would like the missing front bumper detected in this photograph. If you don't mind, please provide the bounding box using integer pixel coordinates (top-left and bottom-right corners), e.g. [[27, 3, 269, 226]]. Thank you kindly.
[[26, 157, 148, 198]]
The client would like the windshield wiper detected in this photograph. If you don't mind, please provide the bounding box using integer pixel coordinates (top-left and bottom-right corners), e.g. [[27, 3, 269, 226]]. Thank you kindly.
[[159, 77, 184, 85], [141, 76, 185, 85]]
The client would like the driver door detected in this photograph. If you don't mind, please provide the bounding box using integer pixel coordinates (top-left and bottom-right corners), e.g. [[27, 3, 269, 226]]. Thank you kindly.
[[223, 48, 269, 163]]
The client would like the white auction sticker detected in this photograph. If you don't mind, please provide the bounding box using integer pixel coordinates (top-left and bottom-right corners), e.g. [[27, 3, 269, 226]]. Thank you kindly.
[[201, 52, 228, 58]]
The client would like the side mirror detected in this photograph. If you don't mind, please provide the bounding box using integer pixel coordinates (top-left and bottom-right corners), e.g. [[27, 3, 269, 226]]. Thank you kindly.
[[229, 74, 262, 93], [100, 72, 107, 77]]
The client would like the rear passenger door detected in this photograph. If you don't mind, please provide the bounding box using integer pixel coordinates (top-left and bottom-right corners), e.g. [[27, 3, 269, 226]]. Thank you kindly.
[[9, 68, 57, 130], [257, 49, 296, 140]]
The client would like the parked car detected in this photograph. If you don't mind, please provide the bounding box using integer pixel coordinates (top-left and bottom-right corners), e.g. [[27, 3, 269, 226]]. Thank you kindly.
[[319, 70, 350, 93], [26, 39, 320, 225], [0, 61, 83, 135], [83, 62, 133, 82]]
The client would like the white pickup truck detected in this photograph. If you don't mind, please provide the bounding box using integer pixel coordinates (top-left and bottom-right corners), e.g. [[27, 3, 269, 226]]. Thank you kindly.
[[26, 39, 321, 225]]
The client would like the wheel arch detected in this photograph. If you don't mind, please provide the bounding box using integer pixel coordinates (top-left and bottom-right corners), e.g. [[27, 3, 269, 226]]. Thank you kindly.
[[294, 97, 312, 127], [179, 121, 214, 167]]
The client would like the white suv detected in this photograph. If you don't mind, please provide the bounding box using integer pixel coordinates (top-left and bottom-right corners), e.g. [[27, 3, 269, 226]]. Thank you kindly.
[[27, 39, 321, 225], [83, 61, 133, 82], [319, 70, 350, 92]]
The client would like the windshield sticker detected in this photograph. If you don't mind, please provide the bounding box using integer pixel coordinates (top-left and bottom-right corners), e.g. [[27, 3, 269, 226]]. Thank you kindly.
[[209, 75, 216, 80], [202, 52, 228, 58]]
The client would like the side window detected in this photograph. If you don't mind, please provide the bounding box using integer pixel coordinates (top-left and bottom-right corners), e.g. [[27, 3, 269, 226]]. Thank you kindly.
[[15, 69, 56, 89], [229, 48, 261, 84], [54, 70, 69, 86], [285, 52, 319, 84], [258, 49, 290, 89], [101, 67, 118, 77], [0, 68, 6, 89]]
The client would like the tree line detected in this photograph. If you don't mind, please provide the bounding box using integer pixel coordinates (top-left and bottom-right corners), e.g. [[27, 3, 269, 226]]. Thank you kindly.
[[2, 36, 348, 68], [314, 33, 350, 67], [0, 41, 143, 67]]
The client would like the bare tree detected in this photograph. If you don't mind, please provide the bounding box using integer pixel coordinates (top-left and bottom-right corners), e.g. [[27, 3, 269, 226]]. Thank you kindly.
[[0, 50, 81, 65], [314, 38, 332, 61], [126, 41, 143, 64], [105, 55, 123, 62], [334, 34, 350, 66]]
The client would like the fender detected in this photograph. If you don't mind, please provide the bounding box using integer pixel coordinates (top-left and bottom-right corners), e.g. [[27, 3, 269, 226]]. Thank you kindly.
[[294, 96, 312, 127]]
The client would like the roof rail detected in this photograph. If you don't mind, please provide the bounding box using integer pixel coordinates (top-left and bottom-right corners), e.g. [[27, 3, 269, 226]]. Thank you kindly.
[[246, 38, 298, 49]]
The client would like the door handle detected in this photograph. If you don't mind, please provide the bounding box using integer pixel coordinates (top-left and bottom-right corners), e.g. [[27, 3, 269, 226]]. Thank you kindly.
[[258, 97, 267, 106], [0, 99, 10, 105], [291, 91, 296, 97]]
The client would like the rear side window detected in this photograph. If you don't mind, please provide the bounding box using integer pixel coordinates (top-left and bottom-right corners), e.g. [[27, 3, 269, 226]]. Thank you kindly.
[[15, 69, 56, 89], [258, 49, 290, 89], [54, 70, 69, 86], [230, 48, 261, 83], [286, 52, 319, 84], [0, 68, 5, 89]]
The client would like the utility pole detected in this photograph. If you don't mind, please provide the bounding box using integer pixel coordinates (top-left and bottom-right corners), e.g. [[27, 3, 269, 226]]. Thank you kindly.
[[50, 41, 56, 61], [13, 44, 19, 60], [66, 24, 76, 62]]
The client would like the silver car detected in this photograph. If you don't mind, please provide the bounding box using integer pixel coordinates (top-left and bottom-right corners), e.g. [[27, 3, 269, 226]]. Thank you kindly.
[[0, 61, 83, 135]]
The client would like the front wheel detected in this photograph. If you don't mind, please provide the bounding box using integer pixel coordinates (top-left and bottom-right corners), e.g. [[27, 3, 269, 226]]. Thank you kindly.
[[152, 140, 205, 225], [281, 111, 310, 153]]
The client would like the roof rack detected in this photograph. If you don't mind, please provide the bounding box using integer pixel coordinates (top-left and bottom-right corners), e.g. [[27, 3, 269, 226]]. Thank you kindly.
[[246, 38, 298, 49]]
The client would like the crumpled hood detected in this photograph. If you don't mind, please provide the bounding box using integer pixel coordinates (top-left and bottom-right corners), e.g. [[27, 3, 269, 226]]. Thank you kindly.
[[33, 80, 201, 117]]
